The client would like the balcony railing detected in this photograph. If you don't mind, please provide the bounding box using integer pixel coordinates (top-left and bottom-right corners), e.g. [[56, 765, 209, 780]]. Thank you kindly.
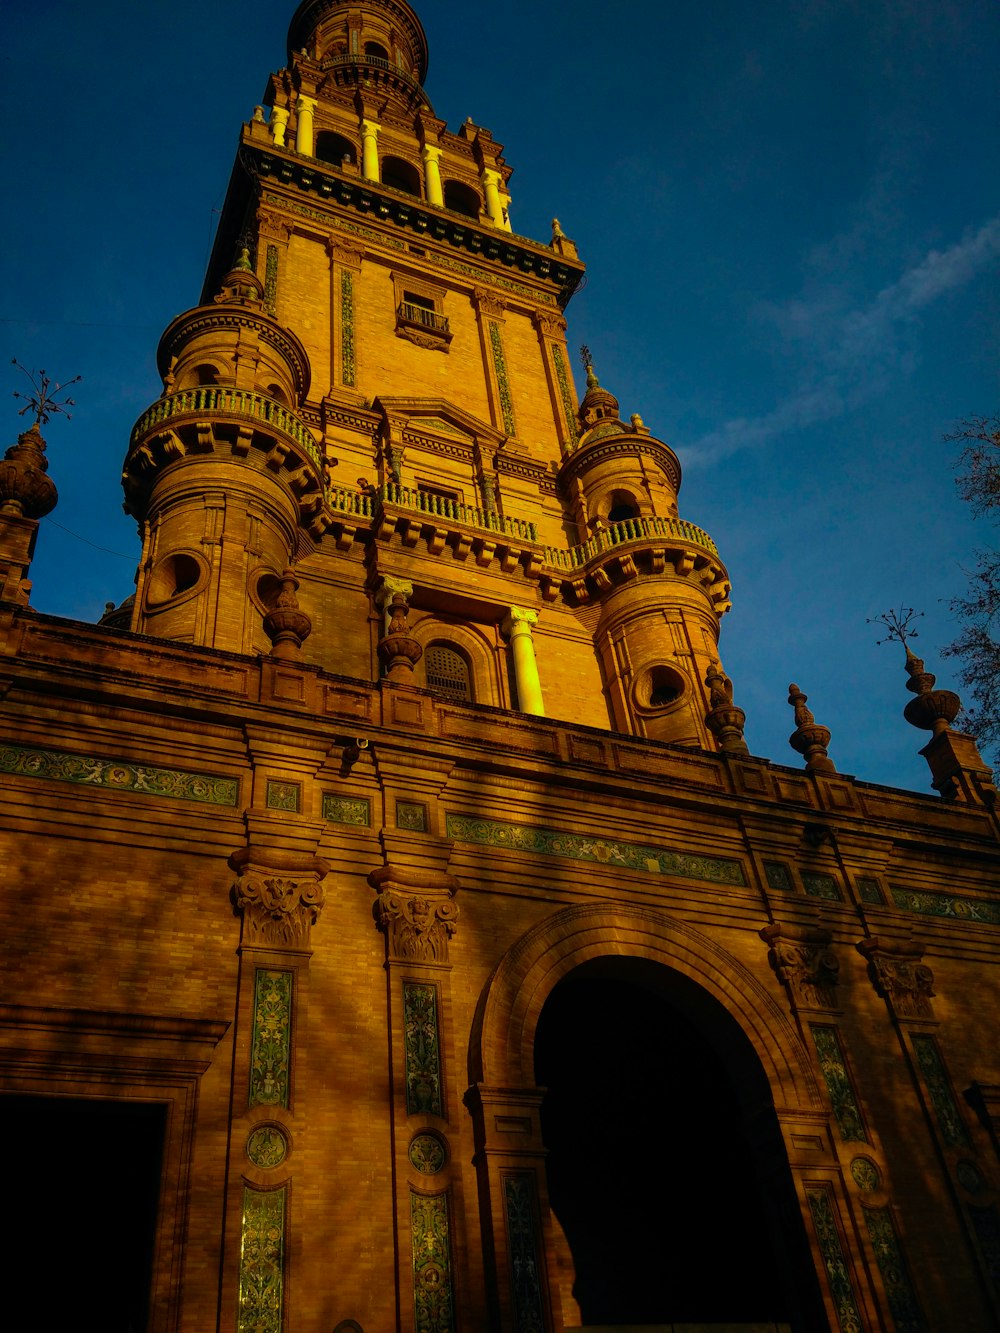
[[323, 52, 424, 94], [130, 388, 322, 472], [545, 515, 719, 570], [376, 481, 537, 543], [397, 302, 450, 334]]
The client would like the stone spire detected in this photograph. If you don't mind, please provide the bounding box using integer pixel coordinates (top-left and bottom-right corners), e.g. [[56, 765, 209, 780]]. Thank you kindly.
[[787, 683, 836, 773]]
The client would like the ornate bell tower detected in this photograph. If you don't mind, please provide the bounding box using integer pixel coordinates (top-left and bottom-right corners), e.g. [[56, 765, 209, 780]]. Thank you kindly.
[[120, 0, 733, 751]]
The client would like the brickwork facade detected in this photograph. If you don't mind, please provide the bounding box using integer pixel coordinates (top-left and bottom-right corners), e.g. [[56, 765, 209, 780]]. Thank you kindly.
[[1, 1, 999, 1330]]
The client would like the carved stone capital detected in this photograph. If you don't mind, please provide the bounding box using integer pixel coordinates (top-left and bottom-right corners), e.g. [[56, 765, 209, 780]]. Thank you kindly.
[[369, 865, 460, 962], [761, 924, 839, 1011], [230, 848, 330, 950], [472, 286, 506, 319], [857, 938, 935, 1019], [532, 309, 567, 337], [257, 208, 292, 243], [326, 237, 365, 268]]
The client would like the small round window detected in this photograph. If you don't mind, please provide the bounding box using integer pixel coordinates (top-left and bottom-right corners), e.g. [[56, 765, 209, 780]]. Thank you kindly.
[[633, 663, 686, 712]]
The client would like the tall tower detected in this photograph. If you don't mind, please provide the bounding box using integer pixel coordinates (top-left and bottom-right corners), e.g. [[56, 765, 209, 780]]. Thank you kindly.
[[123, 0, 732, 744]]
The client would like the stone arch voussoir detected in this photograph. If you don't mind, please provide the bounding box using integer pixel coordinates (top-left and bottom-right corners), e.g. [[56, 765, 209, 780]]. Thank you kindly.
[[469, 901, 821, 1114]]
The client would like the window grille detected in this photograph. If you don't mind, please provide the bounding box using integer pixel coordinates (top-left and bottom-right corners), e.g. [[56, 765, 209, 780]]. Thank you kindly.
[[425, 644, 471, 701]]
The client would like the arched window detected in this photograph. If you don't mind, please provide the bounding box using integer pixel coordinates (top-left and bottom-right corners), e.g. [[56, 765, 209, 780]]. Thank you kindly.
[[443, 179, 480, 219], [425, 643, 472, 701], [382, 155, 421, 197], [316, 130, 356, 167], [364, 40, 389, 61], [607, 489, 641, 524]]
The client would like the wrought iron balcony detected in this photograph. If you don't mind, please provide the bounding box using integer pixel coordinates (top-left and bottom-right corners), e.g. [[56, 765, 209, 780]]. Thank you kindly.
[[545, 515, 719, 569], [375, 481, 537, 542], [397, 302, 450, 334]]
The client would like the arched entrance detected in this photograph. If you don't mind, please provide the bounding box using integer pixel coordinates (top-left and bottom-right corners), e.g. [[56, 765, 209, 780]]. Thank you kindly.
[[467, 904, 839, 1333], [534, 957, 825, 1328]]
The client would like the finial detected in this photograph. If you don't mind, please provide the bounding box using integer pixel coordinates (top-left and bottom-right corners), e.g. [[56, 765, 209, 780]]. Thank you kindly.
[[867, 604, 924, 650], [262, 567, 312, 658], [704, 663, 749, 754], [580, 345, 599, 389], [630, 412, 648, 434], [235, 245, 254, 272], [11, 360, 81, 430], [551, 217, 565, 239], [376, 579, 423, 681], [787, 683, 836, 772], [869, 605, 961, 736]]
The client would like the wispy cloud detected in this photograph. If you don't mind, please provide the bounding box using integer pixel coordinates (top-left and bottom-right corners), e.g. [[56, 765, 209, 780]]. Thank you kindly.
[[684, 215, 1000, 466]]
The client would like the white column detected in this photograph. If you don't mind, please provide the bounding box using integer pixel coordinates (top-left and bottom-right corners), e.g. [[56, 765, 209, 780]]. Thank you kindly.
[[270, 106, 289, 148], [502, 607, 544, 715], [295, 95, 316, 156], [361, 120, 381, 182], [422, 144, 444, 207], [481, 168, 503, 226]]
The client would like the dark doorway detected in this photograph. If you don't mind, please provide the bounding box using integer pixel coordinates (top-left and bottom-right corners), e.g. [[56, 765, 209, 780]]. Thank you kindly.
[[534, 959, 826, 1329], [1, 1094, 166, 1332]]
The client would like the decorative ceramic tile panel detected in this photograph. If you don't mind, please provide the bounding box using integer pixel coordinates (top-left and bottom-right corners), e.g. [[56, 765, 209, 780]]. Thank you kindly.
[[0, 742, 239, 806], [806, 1187, 864, 1333], [266, 780, 301, 813], [397, 800, 428, 832], [264, 244, 279, 315], [403, 982, 443, 1117], [410, 1191, 455, 1332], [856, 876, 883, 905], [968, 1205, 1000, 1296], [409, 1133, 446, 1175], [802, 870, 842, 900], [446, 812, 746, 886], [850, 1157, 880, 1193], [341, 269, 356, 386], [489, 322, 517, 436], [238, 1185, 286, 1333], [503, 1174, 547, 1333], [552, 344, 579, 446], [250, 970, 293, 1109], [910, 1034, 971, 1148], [322, 793, 371, 826], [811, 1025, 868, 1142], [247, 1126, 288, 1170], [891, 887, 1000, 925], [764, 861, 793, 891], [863, 1207, 926, 1331]]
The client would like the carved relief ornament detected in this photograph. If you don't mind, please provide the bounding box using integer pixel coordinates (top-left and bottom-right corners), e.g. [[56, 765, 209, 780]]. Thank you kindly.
[[857, 939, 935, 1019], [257, 209, 293, 243], [472, 287, 506, 320], [760, 924, 840, 1010], [230, 849, 330, 949], [369, 866, 460, 963], [532, 308, 567, 338], [326, 237, 365, 268]]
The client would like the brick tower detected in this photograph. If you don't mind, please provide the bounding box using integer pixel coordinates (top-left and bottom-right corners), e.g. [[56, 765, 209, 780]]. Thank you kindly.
[[2, 3, 999, 1333]]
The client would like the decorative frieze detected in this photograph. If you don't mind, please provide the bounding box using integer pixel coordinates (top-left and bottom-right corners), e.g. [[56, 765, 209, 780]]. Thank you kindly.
[[403, 981, 443, 1117], [503, 1174, 547, 1333], [410, 1190, 455, 1333], [0, 741, 239, 806], [445, 811, 746, 886], [249, 969, 293, 1109], [238, 1185, 286, 1333], [857, 939, 935, 1019], [322, 793, 371, 826], [801, 870, 842, 901], [891, 886, 1000, 925], [810, 1024, 868, 1142], [761, 925, 839, 1010], [266, 779, 301, 813]]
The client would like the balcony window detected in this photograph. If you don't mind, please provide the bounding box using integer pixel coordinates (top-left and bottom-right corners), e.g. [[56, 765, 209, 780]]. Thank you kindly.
[[425, 643, 472, 702]]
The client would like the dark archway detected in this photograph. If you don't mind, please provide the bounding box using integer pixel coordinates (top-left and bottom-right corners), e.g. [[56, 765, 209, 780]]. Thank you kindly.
[[534, 957, 826, 1329], [316, 130, 356, 168], [382, 155, 421, 197]]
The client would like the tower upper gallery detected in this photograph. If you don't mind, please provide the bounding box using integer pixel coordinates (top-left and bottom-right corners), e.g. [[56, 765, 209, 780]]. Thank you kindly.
[[287, 0, 430, 90]]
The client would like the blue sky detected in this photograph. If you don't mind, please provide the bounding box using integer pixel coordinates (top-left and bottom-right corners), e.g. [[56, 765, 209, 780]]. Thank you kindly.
[[3, 0, 998, 792]]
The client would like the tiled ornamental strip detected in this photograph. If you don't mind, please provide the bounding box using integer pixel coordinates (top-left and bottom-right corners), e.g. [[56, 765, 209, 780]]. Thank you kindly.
[[0, 743, 238, 806], [503, 1174, 548, 1333], [238, 1185, 286, 1333], [806, 1187, 865, 1333], [410, 1191, 456, 1333], [446, 812, 746, 887]]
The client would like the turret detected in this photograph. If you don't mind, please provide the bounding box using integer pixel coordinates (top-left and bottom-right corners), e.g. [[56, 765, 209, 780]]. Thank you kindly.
[[122, 249, 321, 653], [557, 351, 732, 748]]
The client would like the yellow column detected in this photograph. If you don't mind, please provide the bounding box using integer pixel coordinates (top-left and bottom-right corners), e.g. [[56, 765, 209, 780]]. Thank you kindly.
[[361, 120, 381, 182], [481, 168, 503, 226], [295, 96, 316, 156], [270, 106, 289, 148], [502, 607, 544, 716], [422, 145, 444, 207]]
